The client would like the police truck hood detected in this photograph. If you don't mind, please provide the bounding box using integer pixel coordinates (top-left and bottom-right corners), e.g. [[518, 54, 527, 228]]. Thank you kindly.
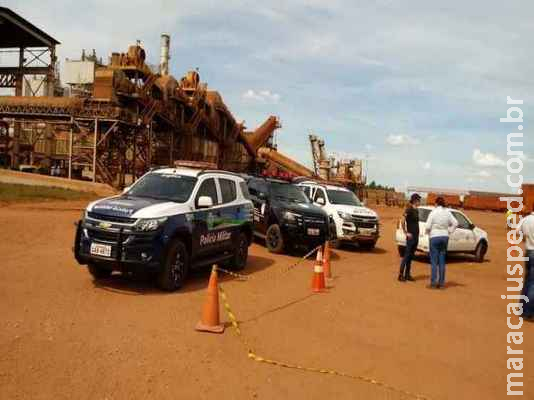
[[334, 204, 378, 218], [88, 195, 189, 219], [273, 198, 326, 218]]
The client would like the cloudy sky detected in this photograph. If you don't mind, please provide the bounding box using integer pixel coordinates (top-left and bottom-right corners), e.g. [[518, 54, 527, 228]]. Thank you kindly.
[[4, 0, 533, 193]]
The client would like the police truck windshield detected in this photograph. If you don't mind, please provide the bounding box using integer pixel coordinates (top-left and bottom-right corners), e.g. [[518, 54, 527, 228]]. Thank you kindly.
[[128, 174, 197, 202], [271, 183, 310, 203], [327, 190, 362, 206]]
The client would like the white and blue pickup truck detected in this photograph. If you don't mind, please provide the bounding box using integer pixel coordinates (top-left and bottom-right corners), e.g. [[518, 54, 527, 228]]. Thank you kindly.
[[74, 167, 254, 291], [296, 181, 380, 249]]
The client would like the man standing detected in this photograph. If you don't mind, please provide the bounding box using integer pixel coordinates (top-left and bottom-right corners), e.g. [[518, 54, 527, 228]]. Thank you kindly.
[[518, 206, 534, 321], [399, 193, 421, 282]]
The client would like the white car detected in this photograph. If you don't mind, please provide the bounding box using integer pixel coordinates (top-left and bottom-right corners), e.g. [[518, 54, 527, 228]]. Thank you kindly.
[[395, 206, 489, 262], [296, 181, 379, 249]]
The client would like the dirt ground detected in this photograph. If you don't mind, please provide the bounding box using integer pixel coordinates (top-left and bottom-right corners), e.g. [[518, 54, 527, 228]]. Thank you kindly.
[[0, 202, 532, 400]]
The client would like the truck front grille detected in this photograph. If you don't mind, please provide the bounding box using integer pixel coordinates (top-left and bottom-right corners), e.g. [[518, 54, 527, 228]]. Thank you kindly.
[[87, 212, 136, 225]]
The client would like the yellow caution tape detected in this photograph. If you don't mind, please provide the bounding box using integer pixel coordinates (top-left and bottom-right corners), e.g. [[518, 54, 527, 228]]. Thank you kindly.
[[218, 285, 431, 400], [216, 245, 322, 282]]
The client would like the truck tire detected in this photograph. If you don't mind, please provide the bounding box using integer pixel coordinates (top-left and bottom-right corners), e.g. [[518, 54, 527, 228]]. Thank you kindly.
[[158, 239, 189, 291], [474, 241, 487, 263], [88, 263, 112, 279], [229, 231, 249, 271], [330, 240, 341, 249], [266, 224, 285, 254], [359, 241, 376, 250], [398, 246, 406, 257]]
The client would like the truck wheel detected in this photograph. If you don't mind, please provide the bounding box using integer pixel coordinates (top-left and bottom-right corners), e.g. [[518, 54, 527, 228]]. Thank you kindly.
[[398, 246, 406, 257], [359, 241, 376, 250], [230, 231, 249, 271], [266, 224, 285, 254], [158, 239, 189, 291], [88, 263, 112, 279], [330, 240, 341, 249], [474, 242, 487, 263]]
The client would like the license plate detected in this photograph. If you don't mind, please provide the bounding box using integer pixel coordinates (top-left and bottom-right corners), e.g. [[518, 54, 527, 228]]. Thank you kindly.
[[359, 228, 375, 236], [90, 243, 112, 257], [307, 228, 320, 236]]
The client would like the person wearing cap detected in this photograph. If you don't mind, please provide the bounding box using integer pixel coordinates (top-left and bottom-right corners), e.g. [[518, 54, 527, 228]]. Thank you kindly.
[[425, 196, 458, 288], [398, 193, 421, 282]]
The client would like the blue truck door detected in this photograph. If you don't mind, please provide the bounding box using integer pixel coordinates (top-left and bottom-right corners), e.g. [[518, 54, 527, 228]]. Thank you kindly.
[[192, 177, 220, 260], [216, 178, 245, 252]]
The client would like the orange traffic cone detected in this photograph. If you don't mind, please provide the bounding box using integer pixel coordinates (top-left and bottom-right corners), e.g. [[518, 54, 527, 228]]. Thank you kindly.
[[312, 246, 326, 293], [195, 265, 225, 334], [323, 241, 332, 279]]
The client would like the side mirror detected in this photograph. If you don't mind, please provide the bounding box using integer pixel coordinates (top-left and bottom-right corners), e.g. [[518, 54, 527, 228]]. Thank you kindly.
[[197, 196, 213, 209], [469, 223, 475, 230], [316, 197, 325, 206]]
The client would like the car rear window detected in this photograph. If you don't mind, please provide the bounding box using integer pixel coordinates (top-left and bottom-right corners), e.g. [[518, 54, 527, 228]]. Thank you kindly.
[[219, 178, 237, 203]]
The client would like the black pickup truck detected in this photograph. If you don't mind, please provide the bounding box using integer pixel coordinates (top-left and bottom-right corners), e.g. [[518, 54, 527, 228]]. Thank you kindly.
[[243, 176, 330, 253]]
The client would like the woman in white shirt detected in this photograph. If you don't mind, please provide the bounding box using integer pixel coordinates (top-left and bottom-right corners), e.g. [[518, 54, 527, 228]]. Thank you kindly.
[[425, 197, 458, 288]]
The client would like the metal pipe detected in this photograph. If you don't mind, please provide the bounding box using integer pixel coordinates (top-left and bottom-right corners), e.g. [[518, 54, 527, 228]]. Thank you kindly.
[[68, 117, 73, 179], [92, 118, 97, 182], [160, 34, 170, 76]]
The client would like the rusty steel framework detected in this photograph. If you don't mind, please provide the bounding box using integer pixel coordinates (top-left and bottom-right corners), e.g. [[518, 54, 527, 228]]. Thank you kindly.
[[0, 7, 59, 97], [0, 14, 281, 187], [2, 8, 361, 190]]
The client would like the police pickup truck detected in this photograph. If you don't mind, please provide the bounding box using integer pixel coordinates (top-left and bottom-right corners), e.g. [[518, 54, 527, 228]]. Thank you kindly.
[[296, 180, 380, 249], [74, 168, 253, 291], [244, 176, 330, 253]]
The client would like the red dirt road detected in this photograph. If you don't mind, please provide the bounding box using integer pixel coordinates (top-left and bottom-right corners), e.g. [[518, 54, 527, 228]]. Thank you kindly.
[[0, 202, 532, 399]]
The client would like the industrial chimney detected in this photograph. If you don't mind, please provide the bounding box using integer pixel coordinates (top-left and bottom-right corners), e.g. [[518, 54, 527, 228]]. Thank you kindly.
[[160, 33, 170, 76]]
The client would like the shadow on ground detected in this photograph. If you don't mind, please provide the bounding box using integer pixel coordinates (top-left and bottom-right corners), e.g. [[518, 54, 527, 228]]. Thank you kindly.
[[91, 254, 275, 296]]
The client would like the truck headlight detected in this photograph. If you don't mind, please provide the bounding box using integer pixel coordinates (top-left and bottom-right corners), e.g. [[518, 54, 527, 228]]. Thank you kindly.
[[337, 211, 351, 220], [134, 217, 168, 232], [283, 211, 301, 223]]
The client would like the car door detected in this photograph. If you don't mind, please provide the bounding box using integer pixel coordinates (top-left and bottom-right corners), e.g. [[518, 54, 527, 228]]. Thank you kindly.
[[192, 177, 220, 260], [451, 211, 477, 252], [248, 179, 269, 234], [216, 177, 244, 252]]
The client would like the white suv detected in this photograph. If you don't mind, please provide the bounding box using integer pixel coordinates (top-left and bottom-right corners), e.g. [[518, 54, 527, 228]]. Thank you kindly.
[[395, 206, 489, 262], [296, 181, 379, 249]]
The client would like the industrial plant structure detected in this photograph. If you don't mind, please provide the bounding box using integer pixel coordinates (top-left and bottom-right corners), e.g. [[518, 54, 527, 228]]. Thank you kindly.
[[0, 7, 366, 192]]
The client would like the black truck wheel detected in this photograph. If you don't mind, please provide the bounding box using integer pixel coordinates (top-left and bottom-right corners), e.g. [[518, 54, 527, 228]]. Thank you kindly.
[[88, 263, 112, 279], [230, 231, 249, 271], [474, 241, 487, 263], [157, 239, 189, 291], [266, 224, 285, 254], [359, 241, 377, 250]]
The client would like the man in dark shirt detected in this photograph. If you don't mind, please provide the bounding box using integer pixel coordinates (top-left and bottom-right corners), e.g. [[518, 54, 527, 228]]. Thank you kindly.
[[399, 193, 421, 282]]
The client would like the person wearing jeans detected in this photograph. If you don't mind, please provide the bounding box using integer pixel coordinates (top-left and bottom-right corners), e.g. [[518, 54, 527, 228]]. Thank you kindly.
[[429, 236, 449, 287], [522, 250, 534, 320], [399, 193, 421, 282], [518, 207, 534, 321], [425, 197, 458, 289]]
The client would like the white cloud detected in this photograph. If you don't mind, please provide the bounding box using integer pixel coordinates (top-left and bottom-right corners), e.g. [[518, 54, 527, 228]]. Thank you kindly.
[[422, 161, 431, 170], [242, 89, 280, 103], [386, 134, 420, 146], [472, 149, 505, 167], [475, 170, 492, 178]]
